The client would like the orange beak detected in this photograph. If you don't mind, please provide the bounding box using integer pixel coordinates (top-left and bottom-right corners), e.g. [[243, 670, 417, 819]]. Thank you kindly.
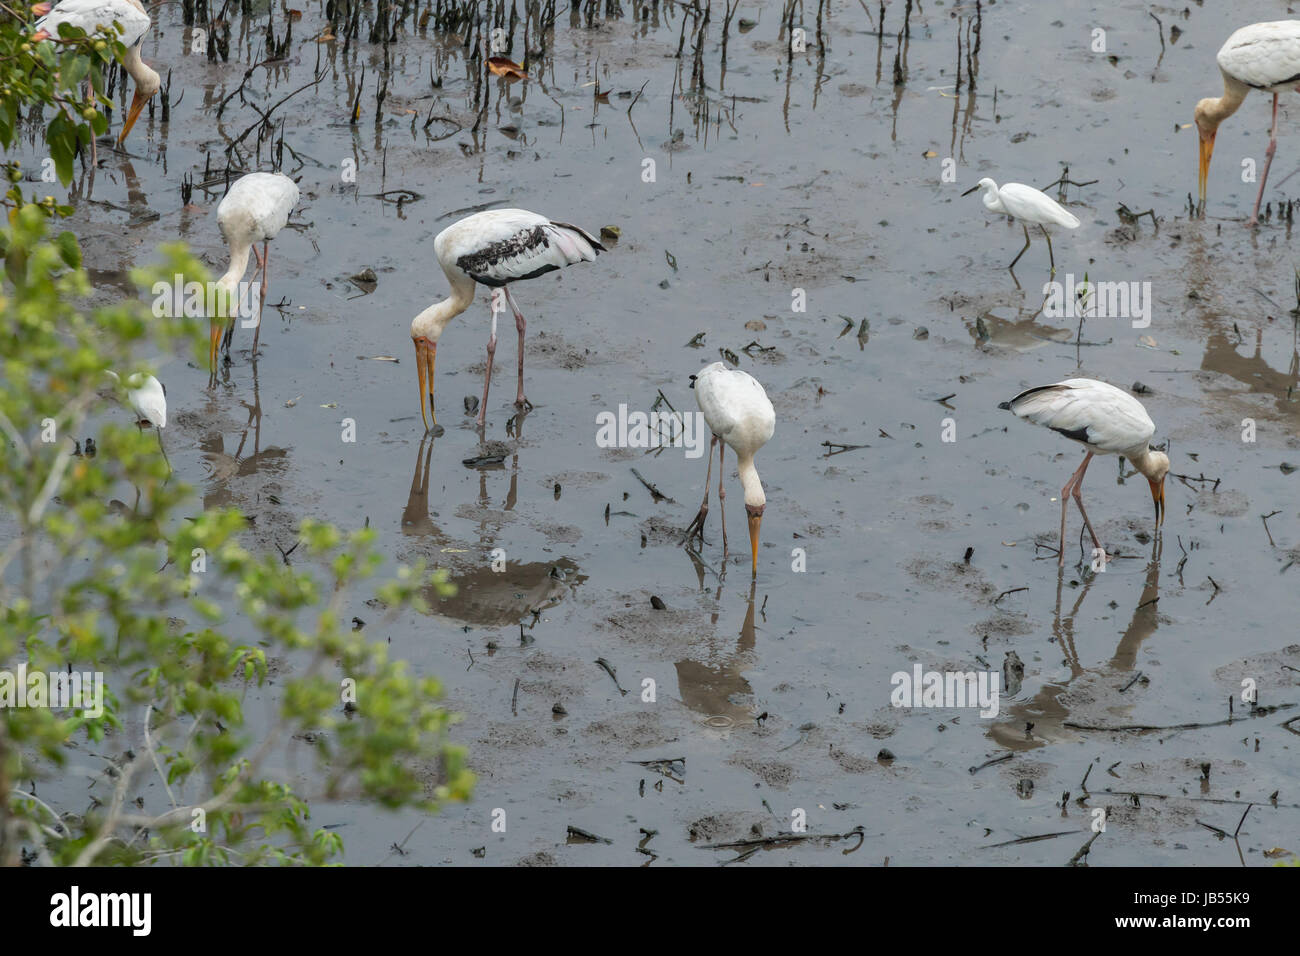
[[746, 508, 763, 578], [1149, 476, 1165, 528], [414, 336, 437, 431], [209, 319, 223, 373], [117, 87, 150, 146], [1197, 127, 1216, 207]]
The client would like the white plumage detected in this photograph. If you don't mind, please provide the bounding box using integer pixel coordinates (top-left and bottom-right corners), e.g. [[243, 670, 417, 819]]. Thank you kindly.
[[1004, 378, 1169, 567], [210, 172, 300, 373], [409, 208, 604, 430], [683, 362, 776, 578], [1196, 21, 1300, 223], [964, 178, 1079, 273], [35, 0, 159, 146]]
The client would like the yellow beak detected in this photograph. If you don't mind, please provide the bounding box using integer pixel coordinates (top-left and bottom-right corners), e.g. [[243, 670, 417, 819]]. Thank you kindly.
[[1197, 129, 1216, 206], [746, 509, 763, 578], [1149, 477, 1165, 528], [117, 87, 150, 146], [414, 336, 437, 431], [209, 319, 223, 372]]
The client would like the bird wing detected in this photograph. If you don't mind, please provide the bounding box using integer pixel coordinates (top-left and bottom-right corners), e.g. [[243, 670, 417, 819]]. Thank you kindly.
[[998, 183, 1081, 229], [38, 0, 150, 45], [440, 209, 604, 287], [217, 173, 299, 244], [1007, 379, 1153, 453], [695, 364, 775, 452], [1218, 21, 1300, 90], [127, 374, 166, 428]]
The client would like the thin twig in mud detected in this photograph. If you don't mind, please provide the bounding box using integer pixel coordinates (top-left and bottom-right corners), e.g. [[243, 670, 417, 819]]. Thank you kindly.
[[821, 440, 868, 456], [567, 825, 614, 844], [700, 827, 866, 860], [630, 467, 674, 503], [376, 819, 426, 865], [968, 752, 1014, 774], [1064, 702, 1296, 733], [1261, 510, 1280, 547], [594, 657, 627, 696], [982, 830, 1076, 849], [226, 67, 327, 153], [1067, 831, 1101, 865], [511, 677, 519, 716], [993, 586, 1027, 604], [1080, 761, 1094, 791], [1119, 671, 1144, 693]]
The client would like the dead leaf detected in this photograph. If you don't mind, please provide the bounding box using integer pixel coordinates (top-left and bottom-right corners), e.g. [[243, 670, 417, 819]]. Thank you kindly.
[[488, 57, 528, 79]]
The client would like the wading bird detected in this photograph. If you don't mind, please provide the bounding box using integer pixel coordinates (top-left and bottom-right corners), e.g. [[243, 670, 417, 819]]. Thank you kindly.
[[409, 208, 603, 430], [211, 172, 299, 376], [682, 362, 775, 578], [963, 178, 1080, 273], [1001, 378, 1168, 567], [34, 0, 159, 148], [1195, 20, 1300, 225], [106, 369, 168, 466]]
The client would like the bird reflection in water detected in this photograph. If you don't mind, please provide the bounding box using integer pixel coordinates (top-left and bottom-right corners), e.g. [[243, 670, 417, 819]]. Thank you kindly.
[[674, 580, 762, 725]]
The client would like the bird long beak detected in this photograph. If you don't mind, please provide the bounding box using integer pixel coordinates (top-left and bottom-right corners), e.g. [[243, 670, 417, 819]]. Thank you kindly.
[[117, 87, 150, 146], [1149, 476, 1165, 528], [414, 336, 437, 432], [1197, 129, 1216, 206], [961, 183, 980, 196], [746, 507, 763, 578], [208, 319, 223, 373]]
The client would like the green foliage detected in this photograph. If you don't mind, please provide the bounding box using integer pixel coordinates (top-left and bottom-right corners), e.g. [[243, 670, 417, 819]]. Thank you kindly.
[[0, 208, 470, 866], [0, 10, 118, 188]]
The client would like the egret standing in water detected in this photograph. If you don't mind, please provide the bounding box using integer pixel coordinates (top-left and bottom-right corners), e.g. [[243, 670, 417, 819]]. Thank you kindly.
[[34, 0, 160, 149], [211, 172, 300, 376], [105, 370, 168, 468], [1195, 20, 1300, 225], [1001, 378, 1169, 568], [682, 362, 775, 578], [963, 178, 1080, 273], [409, 208, 604, 431]]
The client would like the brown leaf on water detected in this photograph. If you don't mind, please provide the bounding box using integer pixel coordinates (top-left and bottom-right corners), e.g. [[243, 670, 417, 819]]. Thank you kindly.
[[288, 8, 302, 19], [488, 57, 528, 79]]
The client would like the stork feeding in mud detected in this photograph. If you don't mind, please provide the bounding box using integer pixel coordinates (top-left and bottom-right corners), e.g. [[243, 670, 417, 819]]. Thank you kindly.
[[682, 362, 775, 579], [409, 208, 604, 431], [1001, 378, 1169, 568], [1195, 20, 1300, 225]]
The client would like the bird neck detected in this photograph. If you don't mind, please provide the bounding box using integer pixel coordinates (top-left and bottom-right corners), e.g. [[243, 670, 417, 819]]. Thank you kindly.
[[124, 46, 159, 95], [411, 272, 475, 341], [737, 454, 765, 510], [982, 187, 1005, 214], [1204, 73, 1249, 131], [218, 239, 253, 290]]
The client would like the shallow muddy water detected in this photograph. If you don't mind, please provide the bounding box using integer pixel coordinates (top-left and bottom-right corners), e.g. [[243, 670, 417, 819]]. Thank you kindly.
[[16, 0, 1300, 864]]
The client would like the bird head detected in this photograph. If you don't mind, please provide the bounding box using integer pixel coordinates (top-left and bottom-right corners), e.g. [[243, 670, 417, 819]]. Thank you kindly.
[[746, 503, 764, 579], [117, 67, 162, 146], [1193, 99, 1219, 205], [961, 177, 996, 198], [1142, 449, 1170, 527]]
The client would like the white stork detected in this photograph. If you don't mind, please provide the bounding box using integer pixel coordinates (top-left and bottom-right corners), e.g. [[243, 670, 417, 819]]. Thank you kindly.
[[682, 362, 775, 578], [1195, 21, 1300, 225], [34, 0, 159, 146], [963, 178, 1081, 273], [211, 171, 299, 375], [409, 208, 603, 431], [1002, 378, 1169, 568]]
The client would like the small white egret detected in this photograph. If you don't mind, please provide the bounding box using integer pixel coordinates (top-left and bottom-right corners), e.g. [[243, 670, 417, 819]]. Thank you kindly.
[[409, 208, 604, 431], [106, 369, 168, 467], [1195, 20, 1300, 225], [34, 0, 159, 147], [1001, 378, 1169, 567], [682, 362, 776, 578], [211, 172, 300, 374], [963, 178, 1081, 273]]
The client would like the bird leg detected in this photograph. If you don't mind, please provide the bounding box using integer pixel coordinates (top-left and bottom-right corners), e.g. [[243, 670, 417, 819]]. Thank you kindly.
[[476, 305, 498, 427], [1247, 93, 1280, 227], [1008, 223, 1032, 272], [717, 439, 728, 559], [1041, 225, 1055, 274], [1058, 452, 1102, 567], [252, 240, 269, 357], [502, 286, 532, 410], [1070, 458, 1105, 565], [681, 435, 717, 549]]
